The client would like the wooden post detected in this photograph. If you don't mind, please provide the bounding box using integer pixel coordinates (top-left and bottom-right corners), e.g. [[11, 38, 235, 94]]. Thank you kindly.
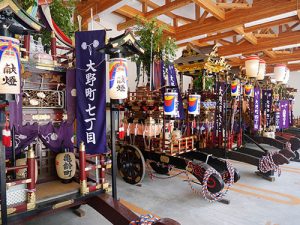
[[26, 147, 36, 210], [51, 31, 57, 65], [79, 142, 88, 195], [23, 34, 30, 60]]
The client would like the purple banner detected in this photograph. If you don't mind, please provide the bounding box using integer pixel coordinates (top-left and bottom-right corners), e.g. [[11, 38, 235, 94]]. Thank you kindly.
[[289, 100, 293, 126], [280, 100, 289, 129], [75, 31, 107, 154], [66, 69, 76, 123], [253, 88, 260, 131], [214, 82, 225, 136], [275, 111, 280, 130], [167, 64, 184, 119], [262, 90, 272, 128]]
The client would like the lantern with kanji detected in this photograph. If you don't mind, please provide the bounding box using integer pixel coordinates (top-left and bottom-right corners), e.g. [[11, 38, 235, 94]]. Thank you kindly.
[[109, 58, 128, 99], [55, 151, 76, 181]]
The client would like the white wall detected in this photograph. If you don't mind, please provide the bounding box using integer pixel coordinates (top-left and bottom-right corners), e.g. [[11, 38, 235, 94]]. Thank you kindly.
[[288, 71, 300, 116]]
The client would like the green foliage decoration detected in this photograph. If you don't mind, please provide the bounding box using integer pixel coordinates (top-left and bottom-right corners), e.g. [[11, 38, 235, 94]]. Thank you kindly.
[[133, 17, 177, 78], [17, 0, 76, 47]]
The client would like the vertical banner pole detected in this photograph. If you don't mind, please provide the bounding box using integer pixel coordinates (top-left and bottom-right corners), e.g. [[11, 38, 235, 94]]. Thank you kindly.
[[110, 101, 117, 199]]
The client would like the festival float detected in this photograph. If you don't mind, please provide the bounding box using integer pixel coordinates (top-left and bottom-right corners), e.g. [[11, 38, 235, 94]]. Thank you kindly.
[[0, 1, 179, 224], [174, 44, 298, 181], [114, 38, 240, 203]]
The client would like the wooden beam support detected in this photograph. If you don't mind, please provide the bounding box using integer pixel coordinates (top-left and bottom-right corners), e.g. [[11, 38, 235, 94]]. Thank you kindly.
[[117, 0, 190, 31], [274, 50, 292, 55], [216, 3, 252, 9], [145, 0, 192, 19], [198, 11, 209, 24], [219, 31, 300, 56], [176, 0, 297, 41], [263, 50, 276, 59], [116, 5, 175, 33], [234, 26, 257, 45], [254, 33, 278, 38], [139, 0, 194, 23], [192, 0, 225, 20], [195, 4, 200, 19], [198, 31, 236, 43]]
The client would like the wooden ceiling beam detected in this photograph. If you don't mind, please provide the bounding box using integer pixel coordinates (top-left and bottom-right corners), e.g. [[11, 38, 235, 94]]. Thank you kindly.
[[216, 2, 252, 9], [116, 5, 175, 34], [117, 0, 190, 31], [78, 0, 126, 27], [176, 0, 297, 41], [234, 26, 257, 45], [192, 0, 225, 20], [254, 33, 278, 38], [145, 0, 192, 19], [139, 0, 194, 23], [219, 31, 300, 56], [198, 31, 236, 43], [263, 50, 277, 59]]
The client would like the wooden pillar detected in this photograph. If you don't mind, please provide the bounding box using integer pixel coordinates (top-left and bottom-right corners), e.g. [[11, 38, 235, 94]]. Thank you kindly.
[[51, 31, 57, 65], [79, 142, 88, 195], [23, 34, 30, 60], [26, 147, 36, 210]]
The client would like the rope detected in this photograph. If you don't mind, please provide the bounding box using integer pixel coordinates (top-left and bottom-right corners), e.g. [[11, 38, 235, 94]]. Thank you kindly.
[[129, 214, 159, 225], [259, 151, 281, 176], [186, 160, 235, 202], [146, 160, 235, 202]]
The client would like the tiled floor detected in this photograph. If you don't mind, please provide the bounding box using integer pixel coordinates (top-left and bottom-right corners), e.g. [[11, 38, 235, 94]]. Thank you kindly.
[[27, 159, 300, 225]]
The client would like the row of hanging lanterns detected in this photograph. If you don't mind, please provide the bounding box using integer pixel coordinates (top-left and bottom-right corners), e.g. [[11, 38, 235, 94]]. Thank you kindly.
[[244, 55, 290, 84], [244, 55, 266, 80]]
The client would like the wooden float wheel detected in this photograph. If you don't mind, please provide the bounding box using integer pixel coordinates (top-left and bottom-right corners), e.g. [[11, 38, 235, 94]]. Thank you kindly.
[[149, 161, 170, 175], [117, 145, 146, 185]]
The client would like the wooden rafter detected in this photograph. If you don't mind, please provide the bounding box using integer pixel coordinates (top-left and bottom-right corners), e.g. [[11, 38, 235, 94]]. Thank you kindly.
[[263, 50, 277, 59], [219, 31, 300, 56], [176, 0, 297, 41], [139, 0, 194, 24], [192, 0, 225, 21], [115, 5, 175, 34], [254, 33, 278, 38], [216, 3, 252, 9], [117, 0, 191, 31], [233, 26, 257, 45], [77, 0, 126, 27], [244, 16, 299, 33]]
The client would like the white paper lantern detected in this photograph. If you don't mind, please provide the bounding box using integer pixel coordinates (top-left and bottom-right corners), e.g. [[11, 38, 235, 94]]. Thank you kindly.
[[245, 55, 260, 78], [274, 64, 286, 82], [55, 152, 76, 180], [109, 58, 128, 99], [164, 92, 178, 116], [188, 94, 201, 115], [282, 68, 290, 84], [0, 36, 21, 94], [257, 59, 266, 80]]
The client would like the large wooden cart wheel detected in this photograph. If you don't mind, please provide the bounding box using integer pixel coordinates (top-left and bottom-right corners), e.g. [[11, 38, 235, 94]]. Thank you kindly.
[[117, 145, 146, 184]]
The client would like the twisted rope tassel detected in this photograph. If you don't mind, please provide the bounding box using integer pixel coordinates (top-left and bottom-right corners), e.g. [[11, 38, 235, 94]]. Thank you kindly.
[[259, 151, 281, 176], [130, 214, 159, 225], [186, 161, 235, 202], [201, 160, 235, 202]]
